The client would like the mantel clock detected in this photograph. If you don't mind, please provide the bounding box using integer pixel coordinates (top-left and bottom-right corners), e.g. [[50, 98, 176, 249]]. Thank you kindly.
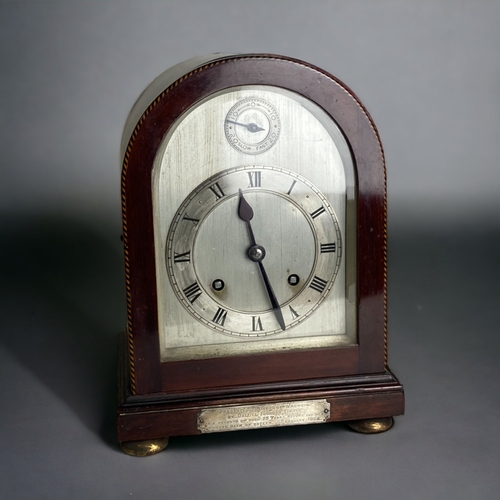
[[117, 54, 404, 456]]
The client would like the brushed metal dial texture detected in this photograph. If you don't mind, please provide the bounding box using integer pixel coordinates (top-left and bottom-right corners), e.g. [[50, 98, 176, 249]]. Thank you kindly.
[[152, 86, 356, 361], [167, 166, 342, 337]]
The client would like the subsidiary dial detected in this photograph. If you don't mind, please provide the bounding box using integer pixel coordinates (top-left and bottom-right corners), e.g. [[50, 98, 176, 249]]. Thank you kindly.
[[224, 97, 281, 154]]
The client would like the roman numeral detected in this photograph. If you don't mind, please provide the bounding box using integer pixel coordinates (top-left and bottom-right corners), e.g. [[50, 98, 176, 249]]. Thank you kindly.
[[183, 214, 200, 226], [183, 282, 202, 303], [310, 206, 326, 219], [309, 276, 328, 293], [248, 171, 261, 188], [320, 243, 336, 253], [289, 305, 300, 319], [173, 251, 191, 263], [286, 180, 297, 195], [252, 316, 264, 331], [212, 307, 228, 326], [208, 182, 225, 200]]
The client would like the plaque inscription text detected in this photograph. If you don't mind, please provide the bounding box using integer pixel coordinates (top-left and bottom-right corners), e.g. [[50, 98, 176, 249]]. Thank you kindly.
[[198, 399, 331, 433]]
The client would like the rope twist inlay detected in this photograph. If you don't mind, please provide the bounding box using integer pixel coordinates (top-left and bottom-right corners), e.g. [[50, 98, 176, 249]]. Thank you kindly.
[[120, 56, 388, 395]]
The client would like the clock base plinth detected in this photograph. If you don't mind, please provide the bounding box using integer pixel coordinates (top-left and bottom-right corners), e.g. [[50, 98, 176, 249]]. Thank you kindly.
[[120, 438, 169, 457], [347, 416, 394, 434], [118, 332, 404, 453]]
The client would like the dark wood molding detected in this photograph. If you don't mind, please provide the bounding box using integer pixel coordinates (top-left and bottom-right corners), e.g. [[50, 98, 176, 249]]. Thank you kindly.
[[118, 334, 403, 442]]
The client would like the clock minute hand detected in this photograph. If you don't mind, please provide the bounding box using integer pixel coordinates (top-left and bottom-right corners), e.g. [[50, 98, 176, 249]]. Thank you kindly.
[[256, 260, 286, 331], [238, 189, 286, 331], [226, 120, 265, 133]]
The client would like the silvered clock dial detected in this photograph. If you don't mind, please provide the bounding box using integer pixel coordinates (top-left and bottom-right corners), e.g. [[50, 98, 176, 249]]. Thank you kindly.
[[166, 165, 342, 337], [117, 54, 404, 456], [152, 85, 355, 362]]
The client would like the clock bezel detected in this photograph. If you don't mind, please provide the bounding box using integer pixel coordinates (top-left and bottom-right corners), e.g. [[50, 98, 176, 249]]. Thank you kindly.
[[121, 54, 387, 396], [164, 164, 343, 343]]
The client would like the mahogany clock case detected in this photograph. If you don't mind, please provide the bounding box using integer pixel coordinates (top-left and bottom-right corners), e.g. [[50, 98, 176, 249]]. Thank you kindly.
[[117, 54, 404, 444]]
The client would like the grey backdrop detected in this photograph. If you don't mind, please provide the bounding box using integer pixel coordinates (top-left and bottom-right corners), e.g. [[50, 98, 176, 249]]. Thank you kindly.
[[1, 1, 499, 499]]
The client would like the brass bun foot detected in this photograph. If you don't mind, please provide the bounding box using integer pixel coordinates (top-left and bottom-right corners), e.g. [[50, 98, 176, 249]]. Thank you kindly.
[[347, 417, 394, 434], [120, 438, 169, 457]]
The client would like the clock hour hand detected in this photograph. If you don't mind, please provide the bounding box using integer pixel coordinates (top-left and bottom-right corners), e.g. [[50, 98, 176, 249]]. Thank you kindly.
[[238, 189, 286, 331], [226, 120, 265, 133]]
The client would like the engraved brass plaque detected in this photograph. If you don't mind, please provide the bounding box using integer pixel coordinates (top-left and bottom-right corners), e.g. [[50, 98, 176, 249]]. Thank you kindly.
[[198, 399, 330, 433]]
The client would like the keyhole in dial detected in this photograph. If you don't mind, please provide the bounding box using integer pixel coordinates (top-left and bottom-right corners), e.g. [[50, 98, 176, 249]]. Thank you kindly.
[[212, 279, 225, 291]]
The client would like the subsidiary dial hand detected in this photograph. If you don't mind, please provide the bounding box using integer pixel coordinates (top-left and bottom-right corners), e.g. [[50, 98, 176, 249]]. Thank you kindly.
[[238, 189, 286, 331], [226, 120, 265, 133]]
